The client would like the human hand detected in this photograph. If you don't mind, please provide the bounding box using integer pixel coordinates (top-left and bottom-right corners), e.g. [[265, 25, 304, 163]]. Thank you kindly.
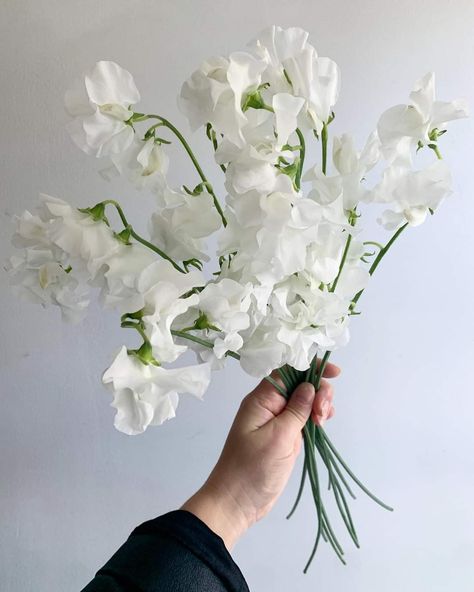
[[181, 362, 340, 550]]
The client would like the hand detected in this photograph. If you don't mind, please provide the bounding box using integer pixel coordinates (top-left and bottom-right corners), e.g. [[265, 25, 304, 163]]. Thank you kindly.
[[181, 362, 340, 550]]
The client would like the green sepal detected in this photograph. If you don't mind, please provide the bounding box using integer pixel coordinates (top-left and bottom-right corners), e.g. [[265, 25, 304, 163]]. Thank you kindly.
[[428, 127, 447, 142], [121, 309, 144, 323], [78, 202, 108, 223], [114, 225, 132, 245], [276, 159, 299, 182], [182, 181, 213, 197], [193, 311, 220, 332], [127, 340, 160, 366], [242, 89, 266, 112]]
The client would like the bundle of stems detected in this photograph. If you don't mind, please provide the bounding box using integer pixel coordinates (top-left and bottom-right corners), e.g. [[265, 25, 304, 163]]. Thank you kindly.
[[266, 355, 393, 572]]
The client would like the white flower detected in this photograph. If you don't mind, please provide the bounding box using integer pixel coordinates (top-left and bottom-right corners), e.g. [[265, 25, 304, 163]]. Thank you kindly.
[[150, 190, 221, 262], [373, 160, 452, 229], [8, 250, 90, 323], [252, 26, 340, 133], [179, 52, 266, 147], [224, 144, 293, 197], [272, 92, 305, 149], [102, 137, 169, 193], [102, 346, 211, 435], [270, 275, 350, 370], [105, 254, 203, 362], [7, 194, 120, 322], [377, 72, 468, 164], [138, 261, 203, 363], [41, 194, 120, 276], [65, 60, 140, 157], [198, 278, 252, 336], [304, 132, 380, 211], [239, 324, 286, 377], [102, 243, 157, 312]]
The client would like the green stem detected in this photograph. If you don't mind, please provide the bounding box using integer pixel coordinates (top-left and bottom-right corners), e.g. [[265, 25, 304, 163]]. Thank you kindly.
[[321, 122, 328, 175], [330, 233, 352, 293], [431, 144, 443, 160], [286, 462, 307, 519], [144, 115, 227, 227], [170, 329, 240, 360], [295, 128, 305, 190], [102, 200, 186, 273], [352, 222, 409, 307], [321, 430, 394, 511]]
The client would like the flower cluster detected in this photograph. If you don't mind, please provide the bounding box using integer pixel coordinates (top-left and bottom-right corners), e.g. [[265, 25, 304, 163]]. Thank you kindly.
[[9, 26, 467, 439]]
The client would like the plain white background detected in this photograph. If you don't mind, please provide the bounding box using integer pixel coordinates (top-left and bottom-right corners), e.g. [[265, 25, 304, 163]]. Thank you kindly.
[[1, 1, 474, 590]]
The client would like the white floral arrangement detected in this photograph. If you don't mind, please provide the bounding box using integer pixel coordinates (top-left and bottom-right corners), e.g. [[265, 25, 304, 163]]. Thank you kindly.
[[8, 26, 468, 569]]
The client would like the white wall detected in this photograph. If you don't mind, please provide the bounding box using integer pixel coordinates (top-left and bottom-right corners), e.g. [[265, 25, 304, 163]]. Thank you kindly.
[[1, 1, 474, 590]]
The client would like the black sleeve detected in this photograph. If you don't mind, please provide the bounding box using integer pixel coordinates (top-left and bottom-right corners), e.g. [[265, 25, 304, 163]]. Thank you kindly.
[[80, 509, 250, 592]]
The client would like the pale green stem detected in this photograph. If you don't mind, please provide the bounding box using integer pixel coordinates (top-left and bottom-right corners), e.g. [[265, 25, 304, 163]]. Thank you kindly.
[[321, 122, 328, 175], [352, 222, 409, 307], [142, 115, 227, 227], [295, 128, 305, 190], [102, 200, 186, 273], [171, 329, 240, 360]]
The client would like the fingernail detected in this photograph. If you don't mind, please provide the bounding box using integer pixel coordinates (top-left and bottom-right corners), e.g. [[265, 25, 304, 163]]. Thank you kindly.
[[321, 399, 330, 418]]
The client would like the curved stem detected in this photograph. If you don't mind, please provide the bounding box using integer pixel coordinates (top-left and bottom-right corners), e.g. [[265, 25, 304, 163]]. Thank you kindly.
[[295, 128, 306, 190], [102, 200, 186, 273], [286, 462, 307, 519], [352, 222, 408, 306], [144, 115, 227, 227]]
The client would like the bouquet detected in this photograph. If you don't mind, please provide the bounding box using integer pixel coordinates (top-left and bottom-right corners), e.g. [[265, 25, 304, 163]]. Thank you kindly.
[[8, 26, 468, 570]]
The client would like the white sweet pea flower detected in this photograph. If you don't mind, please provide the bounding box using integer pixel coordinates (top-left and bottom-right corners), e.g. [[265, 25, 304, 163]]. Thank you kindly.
[[8, 250, 90, 323], [65, 60, 140, 157], [253, 197, 322, 283], [272, 93, 305, 149], [102, 346, 211, 435], [101, 137, 169, 194], [179, 52, 266, 147], [197, 278, 252, 336], [304, 132, 380, 210], [250, 26, 309, 98], [286, 50, 340, 134], [102, 243, 157, 312], [149, 190, 221, 262], [270, 275, 350, 370], [7, 194, 121, 322], [377, 72, 469, 164], [373, 160, 452, 229], [224, 145, 284, 196], [252, 26, 340, 133], [104, 253, 203, 362], [138, 261, 203, 363], [41, 194, 121, 277], [239, 323, 286, 378]]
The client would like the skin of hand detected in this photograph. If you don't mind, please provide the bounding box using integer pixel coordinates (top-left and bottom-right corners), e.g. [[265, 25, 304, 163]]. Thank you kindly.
[[181, 361, 340, 551]]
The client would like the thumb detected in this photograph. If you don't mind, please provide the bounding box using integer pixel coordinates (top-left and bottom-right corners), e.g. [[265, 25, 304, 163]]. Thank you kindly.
[[276, 382, 315, 433]]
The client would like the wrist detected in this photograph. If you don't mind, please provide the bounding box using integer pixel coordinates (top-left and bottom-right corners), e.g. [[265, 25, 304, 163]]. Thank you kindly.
[[181, 478, 253, 551]]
